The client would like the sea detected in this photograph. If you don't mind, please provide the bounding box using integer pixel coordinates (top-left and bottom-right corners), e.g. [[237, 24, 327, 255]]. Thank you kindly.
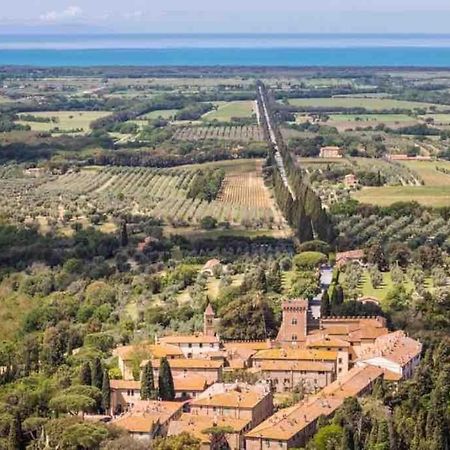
[[1, 33, 450, 67]]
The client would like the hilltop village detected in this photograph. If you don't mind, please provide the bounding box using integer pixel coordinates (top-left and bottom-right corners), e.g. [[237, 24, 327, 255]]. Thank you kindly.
[[107, 298, 421, 449]]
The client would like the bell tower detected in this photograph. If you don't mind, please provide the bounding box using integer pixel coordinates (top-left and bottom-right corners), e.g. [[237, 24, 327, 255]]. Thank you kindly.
[[204, 303, 216, 336], [276, 299, 308, 344]]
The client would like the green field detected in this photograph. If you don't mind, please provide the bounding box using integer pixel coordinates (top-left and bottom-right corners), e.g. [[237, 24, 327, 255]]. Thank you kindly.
[[421, 114, 450, 125], [139, 109, 179, 120], [400, 160, 450, 186], [353, 185, 450, 207], [287, 97, 443, 111], [202, 101, 255, 121], [18, 111, 110, 134], [327, 113, 414, 122]]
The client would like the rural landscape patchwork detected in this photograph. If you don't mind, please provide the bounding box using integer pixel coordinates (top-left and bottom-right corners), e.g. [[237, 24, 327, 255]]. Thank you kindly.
[[1, 62, 450, 449]]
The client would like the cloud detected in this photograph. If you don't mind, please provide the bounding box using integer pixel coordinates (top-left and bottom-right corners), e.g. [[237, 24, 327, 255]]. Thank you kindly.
[[39, 6, 83, 22], [123, 11, 144, 20]]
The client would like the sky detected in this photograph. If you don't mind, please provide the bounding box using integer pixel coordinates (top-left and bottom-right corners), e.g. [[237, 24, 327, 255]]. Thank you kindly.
[[2, 0, 450, 34]]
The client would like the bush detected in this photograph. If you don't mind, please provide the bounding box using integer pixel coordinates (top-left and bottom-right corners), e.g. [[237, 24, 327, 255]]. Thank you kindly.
[[293, 251, 327, 270]]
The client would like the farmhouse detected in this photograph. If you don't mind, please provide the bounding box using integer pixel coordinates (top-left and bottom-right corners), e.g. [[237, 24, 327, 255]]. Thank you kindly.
[[335, 249, 365, 268], [200, 258, 223, 276], [344, 173, 358, 188], [319, 146, 343, 158]]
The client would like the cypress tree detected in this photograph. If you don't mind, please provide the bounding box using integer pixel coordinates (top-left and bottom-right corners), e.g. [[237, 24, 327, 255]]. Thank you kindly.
[[321, 290, 331, 317], [336, 284, 344, 305], [91, 357, 103, 390], [158, 357, 175, 401], [341, 426, 355, 450], [8, 413, 23, 450], [121, 221, 128, 247], [101, 369, 111, 413], [80, 361, 92, 385], [267, 261, 282, 294], [141, 361, 156, 400], [376, 420, 390, 450]]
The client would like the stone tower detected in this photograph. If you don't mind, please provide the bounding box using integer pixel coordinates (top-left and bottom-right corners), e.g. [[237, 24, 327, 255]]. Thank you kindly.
[[204, 303, 216, 336], [276, 299, 309, 344]]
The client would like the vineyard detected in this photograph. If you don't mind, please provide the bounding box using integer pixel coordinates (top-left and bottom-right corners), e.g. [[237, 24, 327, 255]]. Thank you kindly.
[[173, 125, 264, 142], [0, 160, 287, 234]]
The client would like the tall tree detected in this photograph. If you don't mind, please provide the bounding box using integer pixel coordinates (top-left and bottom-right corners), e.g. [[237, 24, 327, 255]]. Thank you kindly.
[[8, 413, 23, 450], [158, 357, 175, 401], [267, 261, 282, 293], [141, 361, 156, 400], [91, 357, 103, 390], [341, 426, 355, 450], [321, 290, 331, 317], [101, 369, 111, 413], [80, 362, 92, 385], [120, 221, 128, 247]]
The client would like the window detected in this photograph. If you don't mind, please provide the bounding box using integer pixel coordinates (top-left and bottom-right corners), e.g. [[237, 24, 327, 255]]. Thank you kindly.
[[291, 318, 297, 325], [199, 343, 203, 348], [188, 343, 192, 348], [338, 358, 342, 364], [292, 335, 297, 341]]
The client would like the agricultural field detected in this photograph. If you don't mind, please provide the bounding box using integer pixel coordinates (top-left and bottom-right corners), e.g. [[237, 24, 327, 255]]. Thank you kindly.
[[353, 160, 450, 207], [173, 124, 264, 142], [202, 100, 256, 121], [353, 185, 450, 207], [323, 113, 419, 131], [0, 160, 288, 236], [138, 109, 179, 120], [286, 97, 446, 111], [17, 111, 110, 134]]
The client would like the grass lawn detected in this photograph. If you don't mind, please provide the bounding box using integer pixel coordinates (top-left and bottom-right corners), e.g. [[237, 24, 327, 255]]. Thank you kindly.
[[17, 111, 110, 134], [139, 109, 179, 120], [353, 185, 450, 207], [202, 101, 255, 121], [205, 274, 244, 299], [401, 160, 450, 186], [287, 97, 443, 111], [421, 114, 450, 125]]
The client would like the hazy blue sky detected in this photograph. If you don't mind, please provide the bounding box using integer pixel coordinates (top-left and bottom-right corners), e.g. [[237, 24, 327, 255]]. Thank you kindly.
[[3, 0, 450, 33]]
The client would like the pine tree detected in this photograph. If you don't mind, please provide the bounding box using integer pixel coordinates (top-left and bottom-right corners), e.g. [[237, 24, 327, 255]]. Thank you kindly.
[[101, 369, 111, 413], [141, 361, 156, 400], [8, 413, 23, 450], [80, 361, 92, 385], [321, 290, 331, 317], [91, 357, 103, 390], [121, 221, 128, 247], [158, 357, 175, 401]]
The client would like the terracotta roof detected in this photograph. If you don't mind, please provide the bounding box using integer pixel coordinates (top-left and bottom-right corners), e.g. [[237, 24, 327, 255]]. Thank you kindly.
[[253, 348, 337, 361], [336, 250, 364, 261], [224, 341, 272, 351], [110, 380, 140, 390], [172, 374, 208, 392], [168, 413, 250, 443], [113, 400, 185, 433], [204, 303, 215, 315], [114, 343, 184, 361], [382, 369, 403, 382], [159, 334, 220, 345], [356, 331, 422, 366], [202, 259, 221, 271], [113, 415, 157, 433], [144, 358, 223, 370], [191, 390, 264, 409], [246, 366, 383, 442], [306, 336, 351, 348], [259, 360, 334, 372]]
